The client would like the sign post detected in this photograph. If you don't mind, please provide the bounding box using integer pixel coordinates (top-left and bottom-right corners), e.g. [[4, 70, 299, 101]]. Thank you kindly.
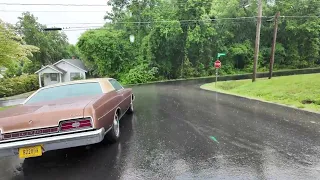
[[214, 60, 222, 87], [215, 68, 218, 87], [211, 53, 226, 87]]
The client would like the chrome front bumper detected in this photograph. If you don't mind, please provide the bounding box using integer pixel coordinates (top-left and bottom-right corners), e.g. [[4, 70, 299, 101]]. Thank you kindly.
[[0, 128, 106, 158]]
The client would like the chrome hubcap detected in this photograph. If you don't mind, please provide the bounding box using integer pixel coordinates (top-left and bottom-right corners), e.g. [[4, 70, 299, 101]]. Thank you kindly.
[[114, 114, 119, 137], [130, 102, 133, 111]]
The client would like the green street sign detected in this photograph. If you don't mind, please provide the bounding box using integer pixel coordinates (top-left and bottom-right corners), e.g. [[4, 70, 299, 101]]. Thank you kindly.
[[217, 53, 226, 58]]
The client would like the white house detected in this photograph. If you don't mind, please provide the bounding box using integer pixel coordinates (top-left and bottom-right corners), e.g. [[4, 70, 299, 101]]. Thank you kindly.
[[35, 59, 87, 87]]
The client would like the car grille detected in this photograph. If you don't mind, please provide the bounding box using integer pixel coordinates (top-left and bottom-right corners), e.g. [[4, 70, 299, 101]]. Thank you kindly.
[[2, 127, 59, 141]]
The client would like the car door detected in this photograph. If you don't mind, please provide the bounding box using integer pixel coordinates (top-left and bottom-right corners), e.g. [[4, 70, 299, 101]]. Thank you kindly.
[[109, 79, 127, 116]]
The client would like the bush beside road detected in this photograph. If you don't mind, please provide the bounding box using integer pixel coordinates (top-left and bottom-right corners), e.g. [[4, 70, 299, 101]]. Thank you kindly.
[[0, 75, 39, 98], [201, 74, 320, 112]]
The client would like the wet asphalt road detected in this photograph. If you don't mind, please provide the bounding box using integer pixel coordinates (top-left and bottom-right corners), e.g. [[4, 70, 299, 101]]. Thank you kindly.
[[1, 82, 320, 180]]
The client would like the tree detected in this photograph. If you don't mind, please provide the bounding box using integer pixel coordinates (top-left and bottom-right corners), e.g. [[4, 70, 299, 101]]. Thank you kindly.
[[76, 0, 320, 83], [77, 28, 135, 78], [0, 20, 39, 69], [16, 12, 72, 73], [66, 45, 81, 59]]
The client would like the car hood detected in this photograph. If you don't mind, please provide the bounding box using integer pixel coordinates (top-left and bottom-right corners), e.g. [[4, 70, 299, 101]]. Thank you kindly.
[[0, 95, 101, 133]]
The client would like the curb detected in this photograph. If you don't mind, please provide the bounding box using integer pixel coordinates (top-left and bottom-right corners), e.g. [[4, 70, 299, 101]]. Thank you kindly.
[[200, 86, 320, 115]]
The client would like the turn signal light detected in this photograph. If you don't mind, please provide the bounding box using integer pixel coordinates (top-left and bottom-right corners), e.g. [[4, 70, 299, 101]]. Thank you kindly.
[[60, 119, 92, 132]]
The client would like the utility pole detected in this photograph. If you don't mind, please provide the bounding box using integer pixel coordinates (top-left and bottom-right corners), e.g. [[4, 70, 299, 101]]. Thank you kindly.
[[252, 0, 263, 82], [269, 12, 280, 79]]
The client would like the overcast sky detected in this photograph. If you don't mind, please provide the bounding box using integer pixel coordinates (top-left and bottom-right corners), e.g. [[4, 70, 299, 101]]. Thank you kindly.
[[0, 0, 111, 44]]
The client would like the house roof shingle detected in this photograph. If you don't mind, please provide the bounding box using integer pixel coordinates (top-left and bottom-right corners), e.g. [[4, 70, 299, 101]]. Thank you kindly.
[[35, 59, 87, 74], [35, 65, 65, 74], [48, 65, 66, 74], [62, 59, 87, 71]]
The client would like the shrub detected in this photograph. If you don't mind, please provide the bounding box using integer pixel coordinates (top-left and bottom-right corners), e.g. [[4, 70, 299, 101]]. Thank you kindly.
[[120, 63, 158, 84], [0, 75, 39, 98], [71, 75, 84, 81]]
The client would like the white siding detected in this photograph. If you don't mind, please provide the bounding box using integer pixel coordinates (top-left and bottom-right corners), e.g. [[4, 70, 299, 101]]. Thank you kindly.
[[37, 67, 61, 86], [43, 73, 60, 86], [55, 61, 86, 82]]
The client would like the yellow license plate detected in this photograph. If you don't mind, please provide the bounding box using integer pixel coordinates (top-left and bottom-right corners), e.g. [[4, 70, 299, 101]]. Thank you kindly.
[[19, 145, 42, 159]]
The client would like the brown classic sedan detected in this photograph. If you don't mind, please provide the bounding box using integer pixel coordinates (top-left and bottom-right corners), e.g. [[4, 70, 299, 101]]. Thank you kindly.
[[0, 78, 134, 159]]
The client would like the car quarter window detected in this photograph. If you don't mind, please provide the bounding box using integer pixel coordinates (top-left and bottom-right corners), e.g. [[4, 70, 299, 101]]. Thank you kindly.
[[109, 79, 123, 91]]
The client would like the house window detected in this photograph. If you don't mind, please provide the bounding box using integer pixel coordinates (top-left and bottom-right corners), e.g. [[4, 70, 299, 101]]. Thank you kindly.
[[70, 72, 81, 81], [50, 73, 58, 81]]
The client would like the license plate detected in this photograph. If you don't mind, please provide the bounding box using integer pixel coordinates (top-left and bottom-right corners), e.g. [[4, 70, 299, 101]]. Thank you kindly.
[[19, 145, 42, 159]]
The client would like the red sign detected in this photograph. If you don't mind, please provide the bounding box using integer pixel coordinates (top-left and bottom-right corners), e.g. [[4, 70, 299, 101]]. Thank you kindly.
[[214, 60, 221, 69]]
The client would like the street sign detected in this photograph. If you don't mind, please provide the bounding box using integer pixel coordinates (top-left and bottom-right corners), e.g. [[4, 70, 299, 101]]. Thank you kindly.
[[215, 60, 221, 69], [217, 53, 226, 58]]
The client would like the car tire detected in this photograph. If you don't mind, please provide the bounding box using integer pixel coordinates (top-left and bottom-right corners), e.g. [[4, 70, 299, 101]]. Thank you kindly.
[[126, 98, 134, 114], [105, 111, 120, 143]]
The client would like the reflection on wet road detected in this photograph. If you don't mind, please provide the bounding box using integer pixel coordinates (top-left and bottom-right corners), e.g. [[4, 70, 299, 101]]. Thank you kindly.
[[1, 83, 320, 179]]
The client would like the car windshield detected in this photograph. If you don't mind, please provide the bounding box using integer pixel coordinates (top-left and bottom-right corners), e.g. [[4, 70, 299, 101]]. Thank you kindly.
[[25, 82, 103, 104]]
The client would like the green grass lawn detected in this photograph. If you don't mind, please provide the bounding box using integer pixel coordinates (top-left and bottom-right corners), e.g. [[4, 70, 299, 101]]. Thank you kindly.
[[201, 73, 320, 112], [0, 106, 15, 111], [0, 91, 35, 101]]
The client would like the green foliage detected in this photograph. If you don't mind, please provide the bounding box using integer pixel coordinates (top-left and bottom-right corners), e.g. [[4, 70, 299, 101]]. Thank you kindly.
[[0, 20, 39, 68], [76, 0, 320, 83], [121, 63, 158, 84], [66, 45, 81, 59], [179, 57, 197, 78], [4, 62, 22, 78], [0, 106, 15, 111], [0, 75, 39, 98], [22, 60, 41, 74], [16, 12, 72, 71], [71, 75, 84, 81], [77, 28, 135, 79]]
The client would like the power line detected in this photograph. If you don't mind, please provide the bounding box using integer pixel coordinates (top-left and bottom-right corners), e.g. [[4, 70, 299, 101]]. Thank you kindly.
[[2, 1, 319, 8], [280, 15, 319, 18], [0, 15, 318, 33], [45, 15, 319, 26], [0, 10, 107, 13], [0, 3, 108, 7], [42, 17, 260, 26], [59, 20, 259, 31], [58, 20, 277, 31], [0, 1, 238, 7], [46, 23, 105, 25]]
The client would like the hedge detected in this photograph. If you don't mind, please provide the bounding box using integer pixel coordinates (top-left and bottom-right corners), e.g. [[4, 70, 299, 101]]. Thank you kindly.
[[0, 75, 39, 98]]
